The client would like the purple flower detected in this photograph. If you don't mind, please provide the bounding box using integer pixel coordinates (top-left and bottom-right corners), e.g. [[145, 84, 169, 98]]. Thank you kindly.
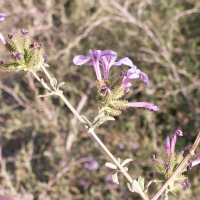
[[187, 163, 192, 171], [182, 179, 190, 189], [105, 174, 112, 182], [0, 33, 6, 44], [100, 84, 111, 94], [118, 143, 124, 149], [84, 159, 99, 170], [88, 160, 99, 170], [164, 162, 170, 169], [171, 130, 183, 153], [148, 172, 154, 178], [165, 136, 170, 154], [80, 179, 87, 186], [128, 102, 159, 112], [12, 52, 22, 61], [122, 76, 132, 92], [151, 155, 156, 161], [119, 57, 150, 87], [73, 49, 117, 80], [100, 52, 121, 79], [21, 29, 29, 36], [84, 162, 89, 169], [0, 14, 6, 22], [192, 156, 200, 167], [132, 143, 138, 149]]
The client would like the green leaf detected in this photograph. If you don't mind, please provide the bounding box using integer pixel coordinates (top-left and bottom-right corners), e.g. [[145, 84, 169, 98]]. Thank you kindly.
[[136, 177, 145, 192], [98, 116, 115, 124]]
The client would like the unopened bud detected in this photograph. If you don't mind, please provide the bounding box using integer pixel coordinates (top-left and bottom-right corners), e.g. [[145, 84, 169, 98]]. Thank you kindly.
[[0, 60, 3, 65], [187, 163, 192, 171], [29, 43, 38, 49], [120, 109, 124, 114], [120, 71, 126, 77], [164, 162, 170, 170], [100, 84, 109, 94], [148, 172, 154, 178], [182, 179, 190, 189], [8, 33, 14, 39], [21, 29, 29, 36], [43, 52, 47, 59], [12, 52, 22, 61]]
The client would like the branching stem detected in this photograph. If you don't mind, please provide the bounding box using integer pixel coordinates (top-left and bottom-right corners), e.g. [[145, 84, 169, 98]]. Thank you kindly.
[[32, 67, 148, 200]]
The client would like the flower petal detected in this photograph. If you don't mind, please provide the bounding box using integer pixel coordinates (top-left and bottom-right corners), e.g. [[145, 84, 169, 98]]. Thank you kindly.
[[138, 72, 150, 87], [0, 13, 6, 22], [128, 73, 140, 79], [128, 102, 159, 112], [175, 130, 183, 136], [100, 50, 117, 57], [127, 68, 138, 77], [73, 55, 91, 65], [118, 57, 137, 69], [0, 33, 6, 44], [113, 61, 121, 66], [192, 156, 200, 167], [165, 137, 170, 154]]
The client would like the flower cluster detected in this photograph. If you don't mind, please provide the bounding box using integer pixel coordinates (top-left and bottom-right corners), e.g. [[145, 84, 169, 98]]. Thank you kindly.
[[0, 27, 47, 73], [149, 130, 200, 193], [83, 158, 99, 170], [73, 50, 159, 116]]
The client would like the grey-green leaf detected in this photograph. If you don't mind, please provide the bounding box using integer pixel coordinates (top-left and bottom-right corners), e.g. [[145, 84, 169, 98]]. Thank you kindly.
[[57, 82, 65, 89], [50, 77, 57, 88]]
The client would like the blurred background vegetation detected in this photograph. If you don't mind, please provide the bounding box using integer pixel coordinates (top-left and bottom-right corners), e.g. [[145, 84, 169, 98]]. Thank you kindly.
[[0, 0, 200, 199]]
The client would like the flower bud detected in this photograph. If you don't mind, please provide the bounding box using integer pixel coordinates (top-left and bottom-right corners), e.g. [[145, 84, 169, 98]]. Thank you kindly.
[[165, 136, 170, 154], [21, 29, 29, 36], [29, 43, 38, 49], [151, 155, 156, 161], [43, 52, 47, 60], [12, 52, 22, 61], [148, 172, 154, 178], [171, 130, 183, 153], [187, 163, 192, 171], [120, 71, 126, 78], [8, 33, 14, 39]]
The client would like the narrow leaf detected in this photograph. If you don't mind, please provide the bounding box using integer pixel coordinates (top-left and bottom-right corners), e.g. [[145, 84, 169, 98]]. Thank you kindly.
[[57, 82, 65, 89], [105, 162, 118, 170], [121, 158, 133, 167], [127, 182, 135, 192]]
